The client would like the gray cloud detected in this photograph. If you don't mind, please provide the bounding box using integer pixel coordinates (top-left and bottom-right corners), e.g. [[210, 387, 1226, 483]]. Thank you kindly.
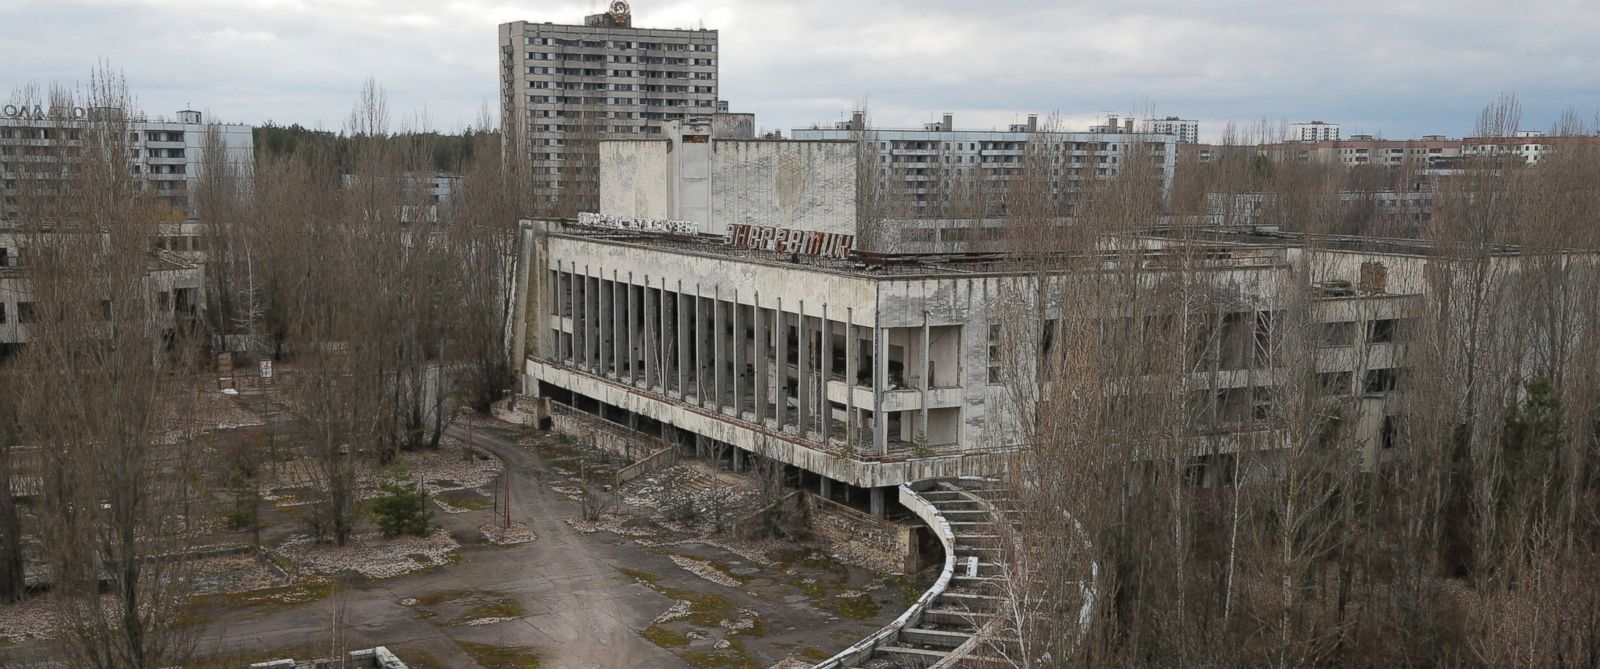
[[3, 0, 1597, 140]]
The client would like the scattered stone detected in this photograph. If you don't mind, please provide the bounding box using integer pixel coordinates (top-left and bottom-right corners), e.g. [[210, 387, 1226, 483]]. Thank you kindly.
[[653, 599, 691, 624], [480, 522, 537, 546], [273, 529, 459, 579], [669, 554, 740, 588]]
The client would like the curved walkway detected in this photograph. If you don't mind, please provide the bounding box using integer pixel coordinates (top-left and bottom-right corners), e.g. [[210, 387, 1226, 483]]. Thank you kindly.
[[816, 478, 1014, 668]]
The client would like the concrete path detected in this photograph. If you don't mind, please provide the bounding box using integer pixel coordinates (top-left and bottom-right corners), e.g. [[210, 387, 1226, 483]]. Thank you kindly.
[[189, 419, 684, 668]]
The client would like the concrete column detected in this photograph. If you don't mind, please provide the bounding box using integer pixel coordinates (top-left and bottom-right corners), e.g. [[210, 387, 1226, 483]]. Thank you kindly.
[[820, 306, 832, 444], [642, 283, 655, 389], [920, 310, 930, 443], [612, 276, 624, 378], [661, 286, 672, 392], [569, 267, 579, 364], [620, 275, 633, 380], [844, 311, 857, 450], [590, 275, 601, 372], [873, 327, 888, 455], [582, 273, 594, 370], [819, 476, 833, 500], [692, 288, 704, 403], [732, 447, 743, 473], [870, 486, 886, 518], [797, 303, 811, 438], [598, 277, 611, 375], [774, 301, 787, 430], [676, 286, 688, 397], [753, 297, 767, 424], [713, 290, 726, 412], [732, 296, 743, 417], [597, 277, 609, 374], [556, 265, 569, 360]]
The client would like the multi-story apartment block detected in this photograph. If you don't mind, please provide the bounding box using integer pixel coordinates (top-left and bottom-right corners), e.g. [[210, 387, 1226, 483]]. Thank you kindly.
[[790, 112, 1177, 216], [507, 125, 1461, 515], [1290, 121, 1341, 142], [499, 1, 719, 215], [1147, 116, 1200, 144], [0, 107, 252, 223]]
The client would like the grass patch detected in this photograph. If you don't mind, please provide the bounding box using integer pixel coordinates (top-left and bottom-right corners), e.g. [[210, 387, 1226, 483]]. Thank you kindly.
[[457, 596, 525, 623], [411, 590, 525, 625], [391, 648, 446, 669], [226, 575, 338, 608], [660, 587, 736, 627], [641, 625, 692, 648], [801, 646, 831, 660], [616, 566, 662, 584], [681, 636, 759, 669], [456, 641, 541, 669], [436, 493, 491, 511], [835, 592, 882, 620], [188, 644, 327, 668]]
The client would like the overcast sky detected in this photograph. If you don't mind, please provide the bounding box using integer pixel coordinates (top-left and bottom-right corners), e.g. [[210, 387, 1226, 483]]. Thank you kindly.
[[3, 0, 1597, 141]]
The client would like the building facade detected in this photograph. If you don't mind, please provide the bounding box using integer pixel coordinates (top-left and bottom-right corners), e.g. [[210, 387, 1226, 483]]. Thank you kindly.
[[0, 231, 204, 360], [791, 112, 1177, 215], [499, 1, 719, 214], [0, 107, 253, 222], [1290, 121, 1341, 142], [506, 133, 1460, 514], [1148, 116, 1199, 144]]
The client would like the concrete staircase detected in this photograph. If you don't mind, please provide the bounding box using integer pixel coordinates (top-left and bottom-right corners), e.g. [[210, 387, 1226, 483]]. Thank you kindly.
[[852, 479, 1012, 669]]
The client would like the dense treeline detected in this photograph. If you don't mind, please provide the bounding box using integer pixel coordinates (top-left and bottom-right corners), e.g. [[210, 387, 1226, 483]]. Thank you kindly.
[[965, 97, 1600, 667], [254, 121, 492, 173]]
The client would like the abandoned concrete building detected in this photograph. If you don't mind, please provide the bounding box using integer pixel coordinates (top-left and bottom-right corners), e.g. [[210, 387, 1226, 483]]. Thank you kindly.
[[0, 231, 205, 361], [508, 119, 1459, 515]]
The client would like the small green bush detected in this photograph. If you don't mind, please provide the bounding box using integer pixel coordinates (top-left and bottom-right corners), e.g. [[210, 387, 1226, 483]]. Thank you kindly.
[[371, 480, 433, 538]]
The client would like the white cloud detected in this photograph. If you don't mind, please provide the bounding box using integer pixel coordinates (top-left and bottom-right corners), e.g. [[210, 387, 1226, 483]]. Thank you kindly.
[[2, 0, 1597, 140]]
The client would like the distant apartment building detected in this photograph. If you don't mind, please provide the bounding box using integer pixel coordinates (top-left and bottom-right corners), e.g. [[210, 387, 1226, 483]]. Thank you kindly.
[[0, 107, 253, 223], [498, 1, 719, 214], [1181, 132, 1600, 171], [1147, 116, 1199, 144], [1290, 121, 1341, 142], [791, 112, 1177, 216]]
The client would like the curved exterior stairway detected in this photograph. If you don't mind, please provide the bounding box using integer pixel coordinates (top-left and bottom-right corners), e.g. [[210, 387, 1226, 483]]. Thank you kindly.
[[815, 478, 1014, 669]]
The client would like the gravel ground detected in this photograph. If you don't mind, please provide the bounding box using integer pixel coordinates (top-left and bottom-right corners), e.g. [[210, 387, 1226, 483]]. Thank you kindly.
[[272, 529, 459, 579]]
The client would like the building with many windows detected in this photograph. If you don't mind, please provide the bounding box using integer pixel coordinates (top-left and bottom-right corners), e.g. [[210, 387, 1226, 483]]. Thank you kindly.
[[499, 1, 719, 214], [791, 112, 1178, 216], [1147, 116, 1200, 144], [1289, 121, 1341, 142], [0, 107, 252, 223], [507, 125, 1458, 515]]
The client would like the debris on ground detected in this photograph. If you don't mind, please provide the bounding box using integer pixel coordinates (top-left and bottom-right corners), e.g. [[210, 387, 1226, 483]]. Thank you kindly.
[[670, 554, 741, 588], [479, 522, 536, 546], [273, 529, 459, 579], [653, 599, 692, 624]]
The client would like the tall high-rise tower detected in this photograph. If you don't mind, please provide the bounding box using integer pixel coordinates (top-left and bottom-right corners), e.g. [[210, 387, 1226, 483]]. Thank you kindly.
[[499, 2, 718, 215]]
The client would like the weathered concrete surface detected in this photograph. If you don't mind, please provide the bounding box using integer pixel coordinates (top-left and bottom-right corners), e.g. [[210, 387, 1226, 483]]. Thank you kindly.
[[184, 421, 681, 669]]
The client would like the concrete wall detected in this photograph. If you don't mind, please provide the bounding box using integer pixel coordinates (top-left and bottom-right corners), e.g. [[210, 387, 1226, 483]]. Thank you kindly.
[[809, 493, 915, 573], [709, 140, 856, 237], [599, 131, 856, 239], [598, 140, 673, 221], [712, 112, 755, 139]]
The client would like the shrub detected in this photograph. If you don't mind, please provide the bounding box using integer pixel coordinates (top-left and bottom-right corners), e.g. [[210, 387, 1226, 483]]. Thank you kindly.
[[371, 479, 433, 538]]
